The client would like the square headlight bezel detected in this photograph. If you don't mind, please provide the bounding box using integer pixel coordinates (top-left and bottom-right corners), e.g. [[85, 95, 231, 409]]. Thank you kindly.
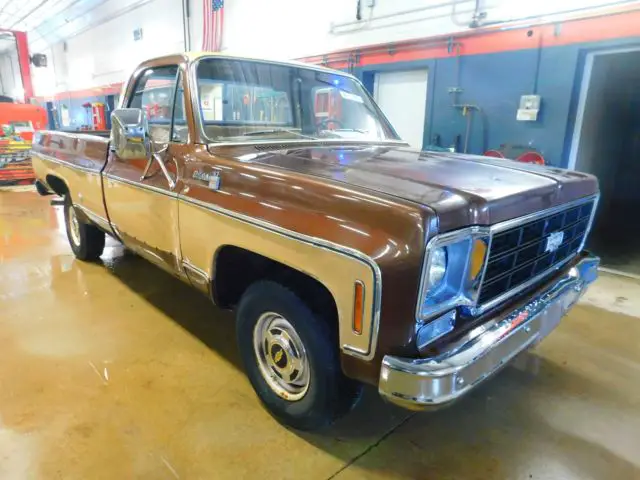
[[416, 226, 491, 322]]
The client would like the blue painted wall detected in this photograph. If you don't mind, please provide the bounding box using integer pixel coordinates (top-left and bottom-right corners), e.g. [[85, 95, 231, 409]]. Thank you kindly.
[[356, 36, 640, 168]]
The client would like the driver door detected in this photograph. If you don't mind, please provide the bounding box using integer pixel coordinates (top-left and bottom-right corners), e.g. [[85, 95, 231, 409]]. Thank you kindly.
[[103, 63, 186, 275]]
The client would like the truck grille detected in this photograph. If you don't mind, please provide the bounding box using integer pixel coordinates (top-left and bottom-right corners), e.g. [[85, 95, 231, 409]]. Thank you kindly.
[[477, 199, 595, 306]]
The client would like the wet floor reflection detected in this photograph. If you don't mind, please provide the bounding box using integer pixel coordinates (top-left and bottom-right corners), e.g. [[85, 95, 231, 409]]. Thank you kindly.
[[1, 190, 640, 479]]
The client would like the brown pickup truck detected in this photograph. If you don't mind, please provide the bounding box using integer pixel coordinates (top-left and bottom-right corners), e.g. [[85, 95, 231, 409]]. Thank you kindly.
[[32, 52, 600, 431]]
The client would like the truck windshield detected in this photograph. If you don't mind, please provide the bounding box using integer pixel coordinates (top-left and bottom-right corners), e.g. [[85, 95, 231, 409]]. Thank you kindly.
[[195, 57, 400, 143]]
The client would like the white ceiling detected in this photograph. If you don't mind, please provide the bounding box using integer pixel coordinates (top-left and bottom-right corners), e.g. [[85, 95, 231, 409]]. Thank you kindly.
[[0, 0, 110, 52], [1, 0, 637, 55]]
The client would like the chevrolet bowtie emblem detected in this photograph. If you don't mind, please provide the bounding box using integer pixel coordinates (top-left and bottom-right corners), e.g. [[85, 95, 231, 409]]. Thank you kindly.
[[545, 231, 564, 253]]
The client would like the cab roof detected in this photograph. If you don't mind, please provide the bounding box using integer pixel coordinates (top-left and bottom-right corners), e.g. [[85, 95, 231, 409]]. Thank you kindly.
[[141, 51, 356, 79]]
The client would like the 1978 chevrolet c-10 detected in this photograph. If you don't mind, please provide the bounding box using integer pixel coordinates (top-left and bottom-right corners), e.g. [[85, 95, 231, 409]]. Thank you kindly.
[[32, 52, 600, 430]]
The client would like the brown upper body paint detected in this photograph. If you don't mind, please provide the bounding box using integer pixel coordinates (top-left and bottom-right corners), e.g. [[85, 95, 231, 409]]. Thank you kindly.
[[31, 53, 598, 386]]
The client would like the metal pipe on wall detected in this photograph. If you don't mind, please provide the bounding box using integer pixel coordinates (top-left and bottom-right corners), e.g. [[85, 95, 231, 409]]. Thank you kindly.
[[317, 1, 640, 68], [475, 0, 638, 29], [317, 38, 458, 66], [313, 3, 640, 73], [333, 5, 479, 35], [330, 0, 470, 32], [463, 108, 472, 153], [182, 0, 191, 50]]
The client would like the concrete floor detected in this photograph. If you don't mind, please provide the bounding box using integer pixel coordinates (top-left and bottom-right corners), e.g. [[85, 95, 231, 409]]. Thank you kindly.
[[2, 188, 640, 480]]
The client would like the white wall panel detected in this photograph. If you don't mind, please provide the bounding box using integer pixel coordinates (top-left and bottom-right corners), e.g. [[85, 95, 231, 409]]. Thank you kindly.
[[30, 47, 57, 98], [32, 0, 631, 95], [220, 0, 629, 59], [222, 0, 478, 59], [35, 0, 185, 95], [66, 0, 183, 88]]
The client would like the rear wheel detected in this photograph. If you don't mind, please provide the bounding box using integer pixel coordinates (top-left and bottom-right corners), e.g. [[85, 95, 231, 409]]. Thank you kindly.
[[64, 196, 105, 261], [236, 280, 361, 431]]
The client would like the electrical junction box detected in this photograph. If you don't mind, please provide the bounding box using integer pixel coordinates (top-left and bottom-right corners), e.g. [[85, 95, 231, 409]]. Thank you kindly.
[[30, 53, 47, 68], [517, 95, 541, 121]]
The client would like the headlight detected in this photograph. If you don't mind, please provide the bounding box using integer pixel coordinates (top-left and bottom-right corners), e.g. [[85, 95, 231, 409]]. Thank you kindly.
[[417, 228, 490, 321], [426, 247, 447, 294]]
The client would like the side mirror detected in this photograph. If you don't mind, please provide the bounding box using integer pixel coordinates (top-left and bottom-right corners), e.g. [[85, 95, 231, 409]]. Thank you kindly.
[[110, 108, 151, 160]]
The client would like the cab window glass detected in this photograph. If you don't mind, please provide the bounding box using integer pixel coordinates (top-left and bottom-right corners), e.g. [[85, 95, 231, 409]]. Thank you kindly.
[[128, 65, 178, 143], [195, 58, 399, 142], [171, 72, 188, 143]]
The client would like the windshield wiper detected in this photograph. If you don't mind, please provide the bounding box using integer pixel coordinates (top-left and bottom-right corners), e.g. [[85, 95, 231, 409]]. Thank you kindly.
[[319, 128, 370, 138], [331, 128, 369, 134], [242, 128, 316, 139]]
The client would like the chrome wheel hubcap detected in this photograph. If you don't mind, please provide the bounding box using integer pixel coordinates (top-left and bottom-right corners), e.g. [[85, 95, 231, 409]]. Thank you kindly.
[[253, 312, 310, 401], [68, 206, 81, 246]]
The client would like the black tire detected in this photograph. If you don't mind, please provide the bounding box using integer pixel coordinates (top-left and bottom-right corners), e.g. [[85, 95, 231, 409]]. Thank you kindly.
[[236, 280, 361, 431], [64, 196, 105, 261]]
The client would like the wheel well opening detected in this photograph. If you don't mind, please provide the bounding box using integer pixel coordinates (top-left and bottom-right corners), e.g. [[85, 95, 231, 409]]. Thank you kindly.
[[45, 175, 69, 197], [213, 245, 339, 326]]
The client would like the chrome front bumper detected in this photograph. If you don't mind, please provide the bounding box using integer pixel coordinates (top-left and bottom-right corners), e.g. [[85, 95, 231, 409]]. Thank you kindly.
[[379, 254, 599, 410]]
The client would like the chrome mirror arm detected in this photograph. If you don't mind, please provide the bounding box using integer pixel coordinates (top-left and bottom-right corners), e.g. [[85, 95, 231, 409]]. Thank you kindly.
[[139, 155, 154, 182], [153, 151, 176, 190], [139, 144, 175, 190], [140, 141, 165, 182]]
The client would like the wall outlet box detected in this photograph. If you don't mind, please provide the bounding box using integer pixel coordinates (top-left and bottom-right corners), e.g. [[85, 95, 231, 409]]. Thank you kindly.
[[30, 53, 48, 68], [517, 94, 541, 121], [517, 109, 538, 121]]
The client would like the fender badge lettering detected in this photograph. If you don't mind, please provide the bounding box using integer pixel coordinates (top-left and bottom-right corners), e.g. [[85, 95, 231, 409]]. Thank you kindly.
[[193, 170, 221, 190]]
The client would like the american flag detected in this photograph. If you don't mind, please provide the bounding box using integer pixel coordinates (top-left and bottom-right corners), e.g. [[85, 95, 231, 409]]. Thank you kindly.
[[202, 0, 225, 51]]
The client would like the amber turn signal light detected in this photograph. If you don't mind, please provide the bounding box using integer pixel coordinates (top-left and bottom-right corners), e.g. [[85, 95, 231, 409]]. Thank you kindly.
[[353, 281, 365, 334], [469, 238, 487, 281]]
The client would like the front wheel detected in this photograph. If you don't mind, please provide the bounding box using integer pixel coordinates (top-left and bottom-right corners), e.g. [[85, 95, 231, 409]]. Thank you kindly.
[[64, 196, 105, 261], [236, 281, 361, 431]]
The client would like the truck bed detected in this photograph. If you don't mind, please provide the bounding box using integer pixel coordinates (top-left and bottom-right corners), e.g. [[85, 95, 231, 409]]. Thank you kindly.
[[54, 129, 111, 138], [34, 130, 110, 172], [32, 130, 111, 227]]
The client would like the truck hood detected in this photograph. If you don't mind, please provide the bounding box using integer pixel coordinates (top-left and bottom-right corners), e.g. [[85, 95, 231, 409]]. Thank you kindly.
[[230, 144, 598, 232]]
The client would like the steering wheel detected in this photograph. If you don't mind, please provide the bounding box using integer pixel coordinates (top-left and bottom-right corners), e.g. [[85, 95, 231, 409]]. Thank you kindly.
[[318, 117, 344, 130]]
